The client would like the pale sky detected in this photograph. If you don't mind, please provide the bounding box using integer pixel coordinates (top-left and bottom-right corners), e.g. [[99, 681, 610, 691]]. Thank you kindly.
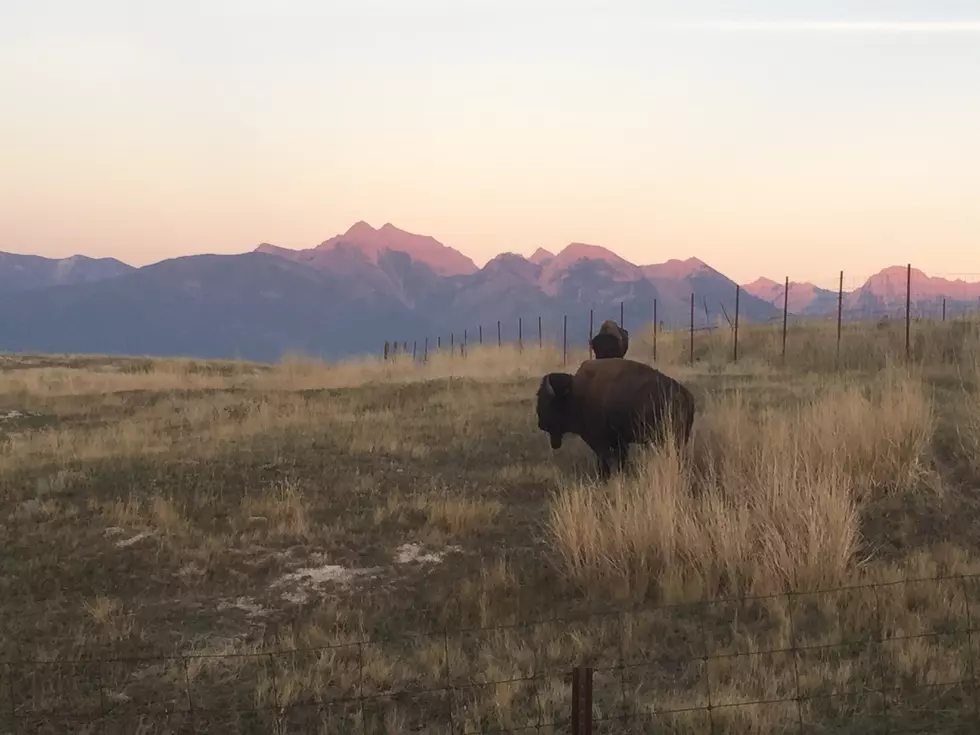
[[2, 0, 979, 289]]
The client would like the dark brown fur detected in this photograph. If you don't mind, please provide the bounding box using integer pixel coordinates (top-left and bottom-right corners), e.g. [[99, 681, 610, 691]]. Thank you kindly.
[[536, 358, 695, 479], [590, 319, 629, 359]]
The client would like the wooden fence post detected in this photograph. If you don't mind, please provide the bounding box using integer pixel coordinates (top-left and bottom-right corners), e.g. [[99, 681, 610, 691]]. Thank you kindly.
[[620, 301, 624, 328], [518, 317, 523, 352], [384, 341, 390, 361], [538, 315, 542, 348], [497, 320, 501, 348], [570, 667, 593, 735]]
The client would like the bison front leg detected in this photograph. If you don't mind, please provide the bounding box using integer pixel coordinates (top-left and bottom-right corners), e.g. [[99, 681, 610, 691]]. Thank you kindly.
[[595, 450, 613, 481], [595, 441, 629, 481], [610, 440, 629, 475]]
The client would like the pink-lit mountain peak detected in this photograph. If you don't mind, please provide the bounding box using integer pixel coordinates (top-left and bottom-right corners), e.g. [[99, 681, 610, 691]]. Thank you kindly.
[[343, 220, 377, 239], [744, 276, 781, 290], [529, 247, 555, 265], [642, 256, 713, 280], [311, 221, 477, 276], [864, 265, 929, 290], [555, 242, 630, 266]]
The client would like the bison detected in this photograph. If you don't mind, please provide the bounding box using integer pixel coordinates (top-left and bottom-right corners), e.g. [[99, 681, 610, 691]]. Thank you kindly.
[[535, 357, 695, 479], [590, 319, 629, 359]]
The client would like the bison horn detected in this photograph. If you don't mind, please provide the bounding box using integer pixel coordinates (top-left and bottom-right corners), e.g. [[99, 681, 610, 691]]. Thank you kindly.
[[542, 375, 555, 397]]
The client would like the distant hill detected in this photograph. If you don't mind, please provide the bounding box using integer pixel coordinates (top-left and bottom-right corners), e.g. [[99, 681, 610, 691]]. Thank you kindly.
[[742, 277, 840, 316], [844, 266, 980, 317], [0, 253, 427, 362], [0, 251, 133, 293], [1, 224, 978, 362], [642, 258, 780, 326]]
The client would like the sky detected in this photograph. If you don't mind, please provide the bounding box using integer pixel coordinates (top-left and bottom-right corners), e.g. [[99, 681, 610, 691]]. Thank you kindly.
[[2, 0, 979, 289]]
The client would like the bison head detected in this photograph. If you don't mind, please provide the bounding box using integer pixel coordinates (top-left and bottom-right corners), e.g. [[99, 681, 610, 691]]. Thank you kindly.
[[536, 372, 575, 449]]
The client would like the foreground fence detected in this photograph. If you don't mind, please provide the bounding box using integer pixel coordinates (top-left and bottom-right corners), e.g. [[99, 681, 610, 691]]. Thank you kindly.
[[383, 264, 980, 367], [7, 571, 980, 733]]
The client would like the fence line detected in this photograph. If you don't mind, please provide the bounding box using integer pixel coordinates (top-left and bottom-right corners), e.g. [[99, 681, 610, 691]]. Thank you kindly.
[[8, 570, 980, 732], [384, 263, 980, 367]]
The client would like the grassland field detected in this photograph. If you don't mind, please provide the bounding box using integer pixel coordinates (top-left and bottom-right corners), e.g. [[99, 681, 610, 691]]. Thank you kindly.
[[2, 316, 980, 734]]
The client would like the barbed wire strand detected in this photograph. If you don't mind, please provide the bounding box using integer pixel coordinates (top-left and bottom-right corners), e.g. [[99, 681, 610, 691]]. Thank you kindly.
[[6, 570, 980, 730], [7, 569, 980, 668]]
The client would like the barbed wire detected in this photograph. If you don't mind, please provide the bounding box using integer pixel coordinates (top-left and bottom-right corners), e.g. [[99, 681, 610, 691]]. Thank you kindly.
[[6, 571, 980, 733]]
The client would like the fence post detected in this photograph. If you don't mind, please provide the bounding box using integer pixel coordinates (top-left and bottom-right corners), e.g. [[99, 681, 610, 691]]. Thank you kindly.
[[497, 320, 501, 348], [424, 337, 429, 363], [479, 324, 483, 345], [653, 298, 658, 362], [563, 315, 568, 366], [588, 308, 594, 358], [733, 284, 740, 363], [620, 300, 624, 328], [570, 666, 594, 735], [538, 315, 542, 349], [905, 263, 911, 361], [781, 276, 789, 364], [689, 292, 694, 365], [412, 340, 417, 362], [462, 329, 467, 358], [518, 317, 523, 352], [437, 336, 441, 351], [943, 297, 946, 322], [384, 341, 390, 361], [450, 333, 454, 358], [836, 270, 843, 364]]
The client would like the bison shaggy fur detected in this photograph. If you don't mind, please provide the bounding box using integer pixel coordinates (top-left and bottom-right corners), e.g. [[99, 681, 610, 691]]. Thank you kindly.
[[590, 319, 629, 359], [535, 357, 695, 479]]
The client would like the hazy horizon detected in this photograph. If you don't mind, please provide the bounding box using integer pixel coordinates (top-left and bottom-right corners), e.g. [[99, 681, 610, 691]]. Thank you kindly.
[[2, 0, 979, 290]]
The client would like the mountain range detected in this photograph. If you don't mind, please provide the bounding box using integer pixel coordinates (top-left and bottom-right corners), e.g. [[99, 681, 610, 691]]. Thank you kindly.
[[1, 221, 977, 362]]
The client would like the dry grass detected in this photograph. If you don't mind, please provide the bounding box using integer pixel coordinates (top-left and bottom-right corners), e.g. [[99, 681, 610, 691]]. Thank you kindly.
[[3, 317, 980, 733]]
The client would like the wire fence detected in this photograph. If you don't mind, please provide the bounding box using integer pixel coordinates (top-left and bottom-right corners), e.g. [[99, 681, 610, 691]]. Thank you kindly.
[[6, 571, 980, 733], [381, 265, 980, 368]]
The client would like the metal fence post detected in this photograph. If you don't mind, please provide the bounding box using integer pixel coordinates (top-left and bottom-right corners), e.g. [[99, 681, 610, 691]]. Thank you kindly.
[[562, 314, 568, 366], [733, 284, 740, 363], [781, 276, 789, 364], [653, 298, 658, 362], [588, 308, 594, 358], [905, 263, 912, 361], [689, 292, 695, 365]]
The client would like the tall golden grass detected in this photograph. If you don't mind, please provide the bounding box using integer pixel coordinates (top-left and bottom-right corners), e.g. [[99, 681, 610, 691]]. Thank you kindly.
[[547, 365, 938, 602]]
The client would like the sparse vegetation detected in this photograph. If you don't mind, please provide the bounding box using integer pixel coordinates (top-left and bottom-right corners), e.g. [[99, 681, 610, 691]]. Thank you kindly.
[[3, 316, 980, 733]]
